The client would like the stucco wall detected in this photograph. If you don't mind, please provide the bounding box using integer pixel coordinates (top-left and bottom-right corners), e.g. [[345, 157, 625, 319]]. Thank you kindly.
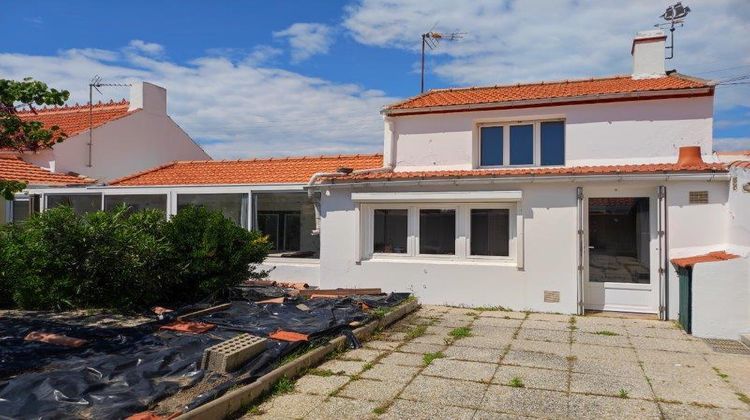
[[389, 96, 714, 171], [728, 167, 750, 248], [25, 111, 209, 182], [318, 178, 729, 314], [691, 257, 750, 339]]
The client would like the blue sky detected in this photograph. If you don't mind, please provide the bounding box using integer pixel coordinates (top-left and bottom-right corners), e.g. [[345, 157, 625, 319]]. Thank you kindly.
[[2, 0, 748, 158]]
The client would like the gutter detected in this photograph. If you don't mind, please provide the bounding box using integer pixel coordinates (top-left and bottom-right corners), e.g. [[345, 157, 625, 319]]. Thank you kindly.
[[318, 172, 730, 190]]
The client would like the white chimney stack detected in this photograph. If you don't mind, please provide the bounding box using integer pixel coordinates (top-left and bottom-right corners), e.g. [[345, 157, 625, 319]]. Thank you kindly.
[[128, 81, 167, 115], [631, 30, 667, 79]]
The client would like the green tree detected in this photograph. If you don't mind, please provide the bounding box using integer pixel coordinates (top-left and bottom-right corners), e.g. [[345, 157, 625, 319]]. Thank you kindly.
[[1, 78, 70, 198]]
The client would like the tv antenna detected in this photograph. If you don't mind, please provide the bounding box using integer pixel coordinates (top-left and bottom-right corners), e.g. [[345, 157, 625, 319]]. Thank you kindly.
[[421, 28, 465, 92], [655, 2, 691, 60], [87, 75, 131, 167]]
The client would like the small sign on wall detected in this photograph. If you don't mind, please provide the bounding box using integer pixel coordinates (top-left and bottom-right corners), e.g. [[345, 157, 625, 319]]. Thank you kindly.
[[544, 290, 560, 303]]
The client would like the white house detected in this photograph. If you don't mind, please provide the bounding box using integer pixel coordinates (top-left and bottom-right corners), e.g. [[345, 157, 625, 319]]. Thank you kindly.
[[1, 81, 210, 222], [305, 30, 750, 339]]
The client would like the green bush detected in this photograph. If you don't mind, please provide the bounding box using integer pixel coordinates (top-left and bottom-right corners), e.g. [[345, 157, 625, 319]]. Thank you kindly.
[[0, 205, 270, 311]]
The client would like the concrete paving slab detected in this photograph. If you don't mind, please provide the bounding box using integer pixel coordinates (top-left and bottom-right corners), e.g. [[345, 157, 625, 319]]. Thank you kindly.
[[568, 394, 661, 419], [704, 353, 750, 395], [478, 311, 526, 319], [339, 348, 384, 363], [396, 341, 445, 355], [636, 348, 711, 366], [473, 317, 523, 328], [625, 325, 690, 339], [571, 343, 638, 361], [443, 344, 505, 363], [294, 374, 351, 396], [510, 338, 571, 357], [571, 357, 644, 378], [572, 331, 631, 347], [526, 313, 571, 323], [574, 316, 626, 327], [364, 340, 401, 351], [622, 318, 676, 329], [400, 376, 487, 408], [257, 393, 325, 418], [360, 362, 421, 383], [570, 372, 653, 399], [651, 378, 748, 409], [379, 351, 425, 367], [630, 336, 706, 353], [522, 319, 572, 331], [492, 365, 568, 392], [516, 328, 570, 343], [305, 396, 379, 420], [411, 333, 450, 345], [660, 402, 750, 419], [470, 325, 517, 339], [422, 358, 496, 382], [423, 325, 454, 336], [318, 359, 368, 376], [480, 385, 569, 418], [574, 323, 629, 335], [381, 398, 476, 420], [337, 378, 404, 402], [641, 361, 718, 383], [502, 350, 570, 371], [452, 335, 512, 349], [472, 409, 535, 419]]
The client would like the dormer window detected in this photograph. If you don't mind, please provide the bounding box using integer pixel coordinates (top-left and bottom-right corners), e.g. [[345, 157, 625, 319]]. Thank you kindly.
[[479, 120, 565, 167]]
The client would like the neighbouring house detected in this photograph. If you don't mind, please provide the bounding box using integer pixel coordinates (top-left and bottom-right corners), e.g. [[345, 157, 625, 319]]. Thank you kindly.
[[12, 30, 750, 340], [1, 81, 210, 222]]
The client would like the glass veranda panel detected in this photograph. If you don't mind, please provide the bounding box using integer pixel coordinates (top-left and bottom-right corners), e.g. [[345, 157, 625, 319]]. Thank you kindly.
[[177, 193, 247, 227], [254, 192, 319, 258], [47, 194, 102, 215], [104, 195, 167, 213]]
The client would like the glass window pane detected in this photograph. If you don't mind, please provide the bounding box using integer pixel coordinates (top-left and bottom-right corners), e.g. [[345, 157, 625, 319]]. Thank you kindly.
[[255, 192, 318, 257], [12, 200, 30, 223], [373, 209, 407, 253], [177, 193, 247, 227], [104, 195, 167, 213], [588, 197, 650, 284], [510, 124, 533, 165], [257, 213, 280, 250], [47, 194, 102, 215], [541, 121, 565, 166], [419, 209, 455, 255], [480, 126, 503, 166], [471, 209, 510, 256]]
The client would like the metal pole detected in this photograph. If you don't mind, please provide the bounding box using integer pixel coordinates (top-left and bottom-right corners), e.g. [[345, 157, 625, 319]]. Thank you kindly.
[[420, 34, 426, 93], [88, 85, 93, 167]]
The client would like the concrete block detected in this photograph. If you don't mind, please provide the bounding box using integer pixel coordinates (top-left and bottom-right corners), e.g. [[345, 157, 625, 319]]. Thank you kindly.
[[201, 333, 267, 373]]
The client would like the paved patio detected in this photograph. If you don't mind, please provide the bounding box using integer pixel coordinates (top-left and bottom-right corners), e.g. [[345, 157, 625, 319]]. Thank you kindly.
[[246, 305, 750, 419]]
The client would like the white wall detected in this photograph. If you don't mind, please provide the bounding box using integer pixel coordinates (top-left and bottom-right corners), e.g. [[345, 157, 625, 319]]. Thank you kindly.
[[25, 111, 209, 182], [389, 96, 713, 171], [261, 260, 320, 287], [728, 166, 750, 248], [318, 178, 730, 314], [691, 257, 750, 339]]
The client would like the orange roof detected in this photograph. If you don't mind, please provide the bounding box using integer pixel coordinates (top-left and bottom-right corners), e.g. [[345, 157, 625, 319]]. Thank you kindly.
[[671, 251, 740, 269], [16, 100, 134, 140], [325, 162, 727, 183], [110, 154, 384, 186], [0, 156, 93, 185], [385, 74, 711, 114]]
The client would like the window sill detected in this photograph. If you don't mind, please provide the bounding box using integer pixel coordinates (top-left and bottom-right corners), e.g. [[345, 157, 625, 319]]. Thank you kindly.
[[363, 256, 518, 267]]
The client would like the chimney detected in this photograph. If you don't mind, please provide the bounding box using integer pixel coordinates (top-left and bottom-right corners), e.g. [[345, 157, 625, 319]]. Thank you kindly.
[[631, 30, 667, 79], [676, 146, 704, 168], [128, 81, 167, 115]]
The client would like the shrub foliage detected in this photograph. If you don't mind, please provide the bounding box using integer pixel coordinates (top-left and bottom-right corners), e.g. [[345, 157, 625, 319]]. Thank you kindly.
[[0, 205, 270, 310]]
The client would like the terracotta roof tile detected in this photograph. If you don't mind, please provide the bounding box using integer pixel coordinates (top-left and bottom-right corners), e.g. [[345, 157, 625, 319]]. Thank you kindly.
[[671, 251, 740, 268], [16, 100, 134, 140], [110, 154, 384, 186], [0, 156, 94, 185], [326, 162, 727, 183], [385, 74, 711, 113]]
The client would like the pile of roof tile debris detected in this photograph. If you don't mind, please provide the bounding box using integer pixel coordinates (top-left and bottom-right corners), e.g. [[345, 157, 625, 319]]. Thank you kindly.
[[0, 280, 410, 419]]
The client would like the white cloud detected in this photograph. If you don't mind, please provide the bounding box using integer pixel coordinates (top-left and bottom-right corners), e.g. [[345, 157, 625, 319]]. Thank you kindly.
[[273, 23, 334, 63], [344, 0, 750, 110], [714, 137, 750, 151], [0, 46, 393, 159], [127, 40, 165, 56]]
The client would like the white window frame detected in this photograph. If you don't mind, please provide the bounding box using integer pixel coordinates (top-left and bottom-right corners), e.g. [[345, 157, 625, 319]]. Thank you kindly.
[[361, 202, 518, 264], [477, 118, 565, 169]]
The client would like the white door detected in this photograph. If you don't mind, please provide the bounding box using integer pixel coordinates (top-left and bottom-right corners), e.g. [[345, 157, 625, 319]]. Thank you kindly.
[[584, 188, 659, 313]]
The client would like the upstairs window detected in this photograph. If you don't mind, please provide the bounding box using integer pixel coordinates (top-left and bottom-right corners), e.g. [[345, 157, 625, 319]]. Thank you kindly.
[[479, 120, 565, 167]]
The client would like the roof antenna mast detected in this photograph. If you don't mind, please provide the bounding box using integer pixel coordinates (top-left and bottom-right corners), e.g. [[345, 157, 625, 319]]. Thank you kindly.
[[655, 2, 691, 60], [421, 27, 465, 93], [87, 75, 130, 167]]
